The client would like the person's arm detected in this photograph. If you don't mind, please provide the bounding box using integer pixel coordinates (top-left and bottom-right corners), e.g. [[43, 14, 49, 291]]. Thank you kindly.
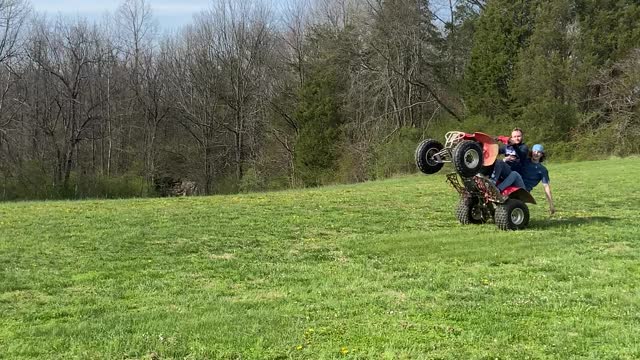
[[517, 144, 529, 163], [508, 144, 528, 164], [498, 144, 506, 155], [542, 183, 555, 214], [540, 167, 554, 214]]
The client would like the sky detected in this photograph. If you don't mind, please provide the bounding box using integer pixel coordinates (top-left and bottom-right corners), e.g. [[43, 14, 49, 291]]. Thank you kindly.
[[29, 0, 211, 31], [29, 1, 451, 32]]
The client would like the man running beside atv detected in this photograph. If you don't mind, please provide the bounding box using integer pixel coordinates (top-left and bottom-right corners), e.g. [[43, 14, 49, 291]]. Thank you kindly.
[[490, 129, 556, 214]]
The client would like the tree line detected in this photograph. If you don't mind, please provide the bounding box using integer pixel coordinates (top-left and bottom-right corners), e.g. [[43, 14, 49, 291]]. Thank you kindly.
[[0, 0, 638, 200]]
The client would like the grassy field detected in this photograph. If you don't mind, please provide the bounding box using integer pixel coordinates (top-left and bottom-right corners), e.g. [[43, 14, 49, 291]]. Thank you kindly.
[[1, 158, 639, 359]]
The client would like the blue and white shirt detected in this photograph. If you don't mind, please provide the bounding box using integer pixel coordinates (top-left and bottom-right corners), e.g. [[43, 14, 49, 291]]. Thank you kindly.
[[500, 143, 529, 174]]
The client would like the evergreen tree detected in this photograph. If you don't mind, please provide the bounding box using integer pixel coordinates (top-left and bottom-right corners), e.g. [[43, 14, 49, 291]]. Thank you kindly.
[[294, 67, 345, 186], [573, 0, 640, 112], [443, 2, 481, 91], [575, 0, 640, 66], [510, 0, 577, 141], [293, 25, 353, 186], [464, 0, 538, 118], [571, 0, 640, 154]]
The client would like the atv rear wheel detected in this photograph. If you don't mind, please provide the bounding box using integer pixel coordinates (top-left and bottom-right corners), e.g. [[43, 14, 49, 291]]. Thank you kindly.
[[452, 140, 483, 178], [456, 196, 487, 224], [495, 199, 530, 230], [415, 139, 444, 174]]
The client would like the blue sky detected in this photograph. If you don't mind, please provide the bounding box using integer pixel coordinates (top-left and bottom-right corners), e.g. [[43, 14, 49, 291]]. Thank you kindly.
[[30, 1, 450, 32], [30, 0, 211, 31]]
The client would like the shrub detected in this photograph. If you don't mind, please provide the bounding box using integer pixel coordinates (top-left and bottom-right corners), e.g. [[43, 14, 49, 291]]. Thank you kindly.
[[372, 127, 422, 179], [239, 167, 264, 193]]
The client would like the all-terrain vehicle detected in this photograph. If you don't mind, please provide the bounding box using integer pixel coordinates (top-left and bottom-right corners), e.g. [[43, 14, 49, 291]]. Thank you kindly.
[[415, 131, 536, 230]]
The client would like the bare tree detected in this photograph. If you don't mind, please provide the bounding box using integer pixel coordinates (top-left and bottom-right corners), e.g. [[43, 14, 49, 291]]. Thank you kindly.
[[0, 0, 29, 63], [264, 0, 314, 185], [116, 0, 168, 191], [25, 17, 106, 190], [312, 0, 366, 29], [0, 0, 29, 133], [204, 0, 276, 183], [587, 49, 640, 153], [115, 0, 155, 78], [281, 0, 311, 87], [162, 27, 227, 194], [91, 20, 122, 177]]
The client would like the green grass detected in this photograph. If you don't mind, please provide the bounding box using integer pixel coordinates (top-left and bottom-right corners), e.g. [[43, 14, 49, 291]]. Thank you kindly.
[[1, 158, 639, 359]]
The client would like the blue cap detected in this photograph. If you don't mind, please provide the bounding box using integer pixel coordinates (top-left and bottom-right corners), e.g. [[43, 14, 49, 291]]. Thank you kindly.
[[532, 144, 544, 153]]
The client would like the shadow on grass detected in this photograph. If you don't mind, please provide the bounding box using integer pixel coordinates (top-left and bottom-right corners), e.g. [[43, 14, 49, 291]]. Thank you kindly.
[[530, 216, 616, 229]]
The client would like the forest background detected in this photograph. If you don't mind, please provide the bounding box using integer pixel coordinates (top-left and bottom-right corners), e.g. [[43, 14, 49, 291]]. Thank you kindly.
[[0, 0, 638, 200]]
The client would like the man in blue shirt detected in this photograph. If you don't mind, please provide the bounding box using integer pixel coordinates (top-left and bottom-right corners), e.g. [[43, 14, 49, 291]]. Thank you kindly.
[[522, 144, 556, 214]]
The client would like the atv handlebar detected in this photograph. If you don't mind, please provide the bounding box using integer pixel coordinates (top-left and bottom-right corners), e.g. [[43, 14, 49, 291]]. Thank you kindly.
[[495, 135, 511, 145]]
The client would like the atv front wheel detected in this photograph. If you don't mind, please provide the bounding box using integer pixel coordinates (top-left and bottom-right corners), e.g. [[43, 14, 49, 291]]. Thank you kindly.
[[452, 140, 483, 178], [415, 139, 444, 174], [456, 196, 487, 224], [495, 199, 530, 230]]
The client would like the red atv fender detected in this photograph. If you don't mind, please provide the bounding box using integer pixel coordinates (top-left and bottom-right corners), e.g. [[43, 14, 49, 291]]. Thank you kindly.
[[462, 132, 500, 167], [495, 135, 511, 145], [501, 186, 537, 204]]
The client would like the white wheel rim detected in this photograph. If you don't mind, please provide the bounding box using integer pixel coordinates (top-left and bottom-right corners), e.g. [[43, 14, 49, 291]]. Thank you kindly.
[[464, 149, 480, 168], [511, 208, 525, 225], [426, 148, 438, 166]]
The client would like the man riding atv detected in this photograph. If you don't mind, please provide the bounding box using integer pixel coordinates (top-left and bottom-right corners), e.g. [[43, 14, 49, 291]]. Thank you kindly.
[[415, 131, 536, 230]]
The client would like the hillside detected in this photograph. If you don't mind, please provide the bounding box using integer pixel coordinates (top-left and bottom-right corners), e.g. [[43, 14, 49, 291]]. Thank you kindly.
[[1, 158, 639, 358]]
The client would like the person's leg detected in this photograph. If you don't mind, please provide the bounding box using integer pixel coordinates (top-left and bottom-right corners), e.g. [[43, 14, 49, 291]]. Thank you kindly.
[[497, 171, 522, 192], [512, 172, 525, 189], [490, 163, 500, 183], [491, 160, 509, 183]]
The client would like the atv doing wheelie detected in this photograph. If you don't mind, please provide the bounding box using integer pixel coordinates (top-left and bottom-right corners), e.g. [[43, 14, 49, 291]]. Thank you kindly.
[[415, 131, 536, 230]]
